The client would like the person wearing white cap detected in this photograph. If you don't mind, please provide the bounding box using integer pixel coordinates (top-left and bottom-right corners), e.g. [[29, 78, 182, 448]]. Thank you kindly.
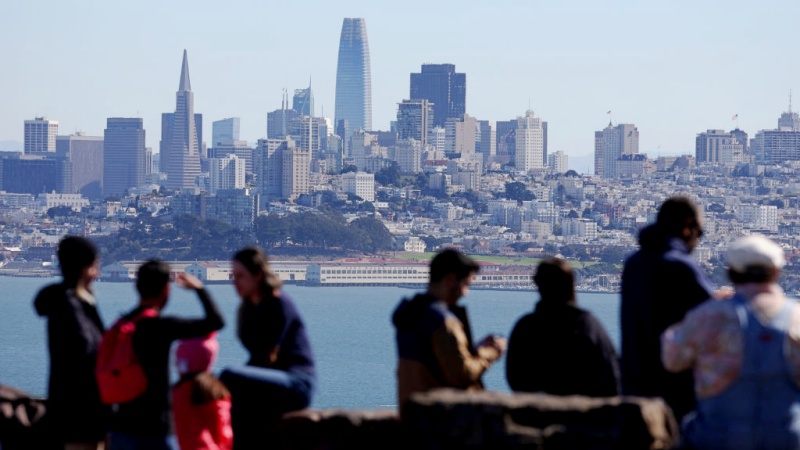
[[662, 234, 800, 449]]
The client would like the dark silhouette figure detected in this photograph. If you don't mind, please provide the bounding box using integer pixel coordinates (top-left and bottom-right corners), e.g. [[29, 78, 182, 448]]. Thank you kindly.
[[506, 257, 619, 397], [621, 197, 714, 421]]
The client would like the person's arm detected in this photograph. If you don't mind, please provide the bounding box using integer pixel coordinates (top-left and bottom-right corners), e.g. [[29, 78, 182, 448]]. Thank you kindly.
[[165, 273, 225, 340], [505, 317, 532, 392], [587, 315, 621, 396], [661, 318, 697, 373], [431, 316, 501, 388]]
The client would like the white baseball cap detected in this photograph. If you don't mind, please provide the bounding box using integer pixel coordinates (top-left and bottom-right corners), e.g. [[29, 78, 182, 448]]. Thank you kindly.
[[725, 234, 786, 273]]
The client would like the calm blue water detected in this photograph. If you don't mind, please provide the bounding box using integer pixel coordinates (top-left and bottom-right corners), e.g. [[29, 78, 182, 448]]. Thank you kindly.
[[0, 277, 619, 409]]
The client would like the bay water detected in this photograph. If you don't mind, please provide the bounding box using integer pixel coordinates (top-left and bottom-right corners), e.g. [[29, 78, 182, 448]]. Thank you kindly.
[[0, 277, 619, 409]]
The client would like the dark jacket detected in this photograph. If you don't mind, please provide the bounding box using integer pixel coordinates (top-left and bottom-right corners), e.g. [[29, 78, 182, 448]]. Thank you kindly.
[[110, 288, 224, 437], [392, 293, 500, 408], [620, 224, 714, 420], [506, 300, 619, 397], [237, 292, 315, 375], [33, 283, 110, 443]]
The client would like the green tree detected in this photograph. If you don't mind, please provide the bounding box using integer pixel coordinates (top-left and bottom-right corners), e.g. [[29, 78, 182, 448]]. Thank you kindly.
[[504, 181, 535, 202], [375, 162, 401, 186]]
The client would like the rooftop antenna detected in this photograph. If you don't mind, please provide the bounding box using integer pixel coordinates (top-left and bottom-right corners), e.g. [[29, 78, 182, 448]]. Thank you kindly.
[[790, 90, 793, 113]]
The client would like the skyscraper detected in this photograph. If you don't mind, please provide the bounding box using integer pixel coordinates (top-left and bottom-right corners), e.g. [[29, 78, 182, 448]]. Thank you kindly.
[[334, 18, 372, 132], [104, 118, 146, 195], [696, 129, 745, 164], [396, 99, 433, 145], [410, 64, 466, 128], [515, 111, 544, 171], [596, 122, 639, 178], [56, 133, 103, 198], [209, 154, 245, 194], [293, 84, 314, 117], [445, 114, 477, 157], [267, 90, 301, 139], [477, 120, 496, 165], [160, 50, 201, 190], [212, 117, 240, 146], [24, 117, 59, 153]]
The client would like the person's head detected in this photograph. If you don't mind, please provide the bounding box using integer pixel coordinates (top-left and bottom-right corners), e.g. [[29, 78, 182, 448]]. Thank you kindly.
[[656, 196, 704, 251], [428, 249, 480, 305], [136, 259, 171, 307], [175, 332, 219, 375], [726, 235, 785, 285], [57, 235, 99, 289], [231, 247, 282, 302], [533, 257, 575, 304]]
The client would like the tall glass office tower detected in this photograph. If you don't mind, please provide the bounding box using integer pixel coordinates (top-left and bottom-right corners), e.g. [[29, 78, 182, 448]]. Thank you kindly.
[[334, 18, 372, 132]]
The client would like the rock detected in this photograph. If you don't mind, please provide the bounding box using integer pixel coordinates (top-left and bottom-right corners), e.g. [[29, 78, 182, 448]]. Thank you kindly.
[[271, 409, 404, 450], [401, 389, 678, 450]]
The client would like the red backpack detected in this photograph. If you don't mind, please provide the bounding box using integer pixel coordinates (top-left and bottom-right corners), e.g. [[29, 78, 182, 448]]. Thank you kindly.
[[95, 308, 158, 405]]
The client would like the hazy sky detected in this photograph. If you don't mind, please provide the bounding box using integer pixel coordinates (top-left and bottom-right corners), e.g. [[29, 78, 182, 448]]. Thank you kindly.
[[2, 0, 798, 172]]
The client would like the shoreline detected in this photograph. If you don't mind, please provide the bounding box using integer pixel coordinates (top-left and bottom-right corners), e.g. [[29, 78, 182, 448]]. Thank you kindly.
[[0, 272, 619, 294]]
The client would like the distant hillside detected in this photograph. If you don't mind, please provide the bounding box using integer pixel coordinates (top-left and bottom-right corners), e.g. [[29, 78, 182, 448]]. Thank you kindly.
[[0, 141, 22, 152]]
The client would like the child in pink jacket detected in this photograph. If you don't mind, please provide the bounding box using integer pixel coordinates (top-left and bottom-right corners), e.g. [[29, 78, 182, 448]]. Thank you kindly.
[[172, 332, 233, 450]]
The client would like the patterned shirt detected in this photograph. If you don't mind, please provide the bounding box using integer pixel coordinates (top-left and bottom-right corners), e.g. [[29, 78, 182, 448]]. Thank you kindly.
[[662, 283, 800, 399]]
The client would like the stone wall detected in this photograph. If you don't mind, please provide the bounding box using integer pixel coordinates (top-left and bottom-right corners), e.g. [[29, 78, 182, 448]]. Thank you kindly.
[[270, 389, 678, 450]]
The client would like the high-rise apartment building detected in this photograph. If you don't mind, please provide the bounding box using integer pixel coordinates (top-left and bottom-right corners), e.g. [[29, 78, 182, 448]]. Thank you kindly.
[[445, 114, 477, 156], [209, 154, 245, 194], [212, 117, 240, 146], [429, 127, 446, 154], [394, 138, 423, 174], [209, 141, 253, 174], [253, 137, 309, 202], [496, 120, 517, 165], [104, 118, 146, 196], [477, 120, 496, 165], [696, 129, 745, 164], [548, 150, 568, 173], [334, 18, 372, 132], [254, 138, 285, 203], [160, 50, 202, 190], [595, 122, 639, 178], [515, 111, 544, 171], [753, 129, 800, 164], [396, 99, 433, 146], [340, 171, 375, 202], [293, 85, 314, 117], [56, 133, 103, 198], [281, 144, 310, 200], [24, 117, 59, 153], [410, 64, 466, 128]]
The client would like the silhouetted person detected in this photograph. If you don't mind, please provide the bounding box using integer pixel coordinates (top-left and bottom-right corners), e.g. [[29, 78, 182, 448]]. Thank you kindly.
[[34, 236, 109, 450], [506, 258, 619, 396], [220, 248, 315, 450], [621, 196, 714, 421], [392, 249, 506, 410], [107, 260, 224, 450], [663, 235, 800, 449]]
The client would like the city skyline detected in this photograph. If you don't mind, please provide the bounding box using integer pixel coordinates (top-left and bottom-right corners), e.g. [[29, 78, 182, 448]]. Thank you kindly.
[[2, 1, 799, 172]]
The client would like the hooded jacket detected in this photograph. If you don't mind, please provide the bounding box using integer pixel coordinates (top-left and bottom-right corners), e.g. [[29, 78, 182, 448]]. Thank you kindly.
[[33, 282, 109, 443], [392, 293, 500, 408], [621, 224, 714, 420]]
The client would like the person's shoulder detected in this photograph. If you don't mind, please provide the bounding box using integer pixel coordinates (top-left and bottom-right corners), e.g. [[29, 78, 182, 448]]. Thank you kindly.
[[687, 297, 733, 322], [33, 282, 69, 317]]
